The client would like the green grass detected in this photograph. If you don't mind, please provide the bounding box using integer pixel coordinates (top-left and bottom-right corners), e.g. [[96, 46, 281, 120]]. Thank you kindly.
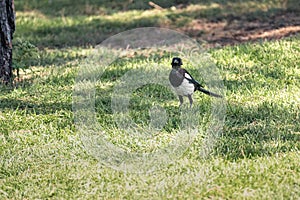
[[1, 0, 300, 199], [15, 0, 285, 48]]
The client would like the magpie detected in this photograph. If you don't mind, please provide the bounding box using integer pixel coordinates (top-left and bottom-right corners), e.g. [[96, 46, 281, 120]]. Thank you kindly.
[[169, 57, 222, 107]]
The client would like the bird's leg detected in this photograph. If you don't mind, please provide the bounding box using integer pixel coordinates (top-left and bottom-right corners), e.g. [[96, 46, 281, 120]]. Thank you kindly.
[[188, 95, 193, 107], [178, 95, 183, 107]]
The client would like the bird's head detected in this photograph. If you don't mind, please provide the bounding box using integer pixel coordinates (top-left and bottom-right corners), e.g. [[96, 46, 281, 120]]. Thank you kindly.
[[171, 57, 183, 69]]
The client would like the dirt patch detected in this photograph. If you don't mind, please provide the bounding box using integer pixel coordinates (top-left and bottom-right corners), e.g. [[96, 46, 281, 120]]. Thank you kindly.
[[182, 12, 300, 47]]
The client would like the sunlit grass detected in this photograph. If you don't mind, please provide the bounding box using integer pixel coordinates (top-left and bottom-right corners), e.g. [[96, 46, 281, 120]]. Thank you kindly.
[[1, 0, 299, 198], [1, 36, 300, 198]]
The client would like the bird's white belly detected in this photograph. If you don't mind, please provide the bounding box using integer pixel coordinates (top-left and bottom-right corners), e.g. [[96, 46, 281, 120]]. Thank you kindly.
[[174, 78, 195, 96]]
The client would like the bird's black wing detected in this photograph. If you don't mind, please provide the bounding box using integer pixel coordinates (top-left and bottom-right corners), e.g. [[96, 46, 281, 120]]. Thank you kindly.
[[182, 69, 223, 98], [181, 69, 203, 88]]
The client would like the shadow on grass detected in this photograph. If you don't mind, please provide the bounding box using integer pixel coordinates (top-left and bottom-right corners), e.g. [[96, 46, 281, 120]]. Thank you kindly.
[[16, 0, 299, 48], [15, 0, 284, 17], [38, 50, 85, 67], [19, 14, 163, 48], [0, 97, 72, 115]]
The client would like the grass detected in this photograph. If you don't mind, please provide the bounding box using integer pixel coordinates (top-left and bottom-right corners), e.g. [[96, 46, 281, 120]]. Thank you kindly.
[[1, 0, 300, 199], [15, 0, 286, 48]]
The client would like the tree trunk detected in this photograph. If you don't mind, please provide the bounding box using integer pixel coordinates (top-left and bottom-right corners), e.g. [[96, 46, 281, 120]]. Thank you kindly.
[[0, 0, 15, 84]]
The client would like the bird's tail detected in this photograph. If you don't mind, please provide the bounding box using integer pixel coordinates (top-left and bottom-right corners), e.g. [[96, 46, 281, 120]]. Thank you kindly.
[[196, 85, 223, 98]]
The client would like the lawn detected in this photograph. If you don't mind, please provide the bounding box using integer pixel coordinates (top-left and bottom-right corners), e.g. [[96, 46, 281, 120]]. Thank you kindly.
[[0, 0, 299, 199]]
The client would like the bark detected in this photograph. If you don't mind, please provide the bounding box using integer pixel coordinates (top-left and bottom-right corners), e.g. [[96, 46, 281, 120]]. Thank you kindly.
[[0, 0, 15, 84]]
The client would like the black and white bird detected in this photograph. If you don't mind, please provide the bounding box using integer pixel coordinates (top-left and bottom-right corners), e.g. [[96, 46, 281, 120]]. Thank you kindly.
[[169, 57, 222, 107]]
